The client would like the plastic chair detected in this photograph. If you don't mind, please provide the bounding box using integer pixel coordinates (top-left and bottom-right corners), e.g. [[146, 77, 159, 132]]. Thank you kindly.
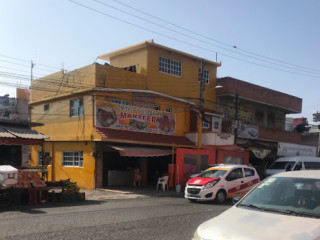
[[156, 176, 169, 191]]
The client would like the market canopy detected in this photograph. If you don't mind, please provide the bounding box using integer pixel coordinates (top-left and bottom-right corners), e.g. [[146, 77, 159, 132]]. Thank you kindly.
[[95, 127, 195, 147], [109, 145, 172, 157]]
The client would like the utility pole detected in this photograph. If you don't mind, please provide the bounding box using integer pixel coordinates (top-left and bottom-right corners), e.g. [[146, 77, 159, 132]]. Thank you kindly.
[[31, 60, 35, 81], [234, 89, 239, 143], [197, 59, 205, 148], [199, 59, 205, 109]]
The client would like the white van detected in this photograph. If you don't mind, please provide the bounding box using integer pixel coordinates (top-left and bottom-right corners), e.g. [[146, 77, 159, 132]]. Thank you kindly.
[[266, 156, 320, 176]]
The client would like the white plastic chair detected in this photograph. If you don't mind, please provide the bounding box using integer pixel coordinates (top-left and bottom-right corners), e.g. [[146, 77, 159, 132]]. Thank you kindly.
[[156, 176, 169, 191]]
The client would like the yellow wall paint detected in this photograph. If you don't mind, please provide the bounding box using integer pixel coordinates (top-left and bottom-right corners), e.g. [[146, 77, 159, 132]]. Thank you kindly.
[[30, 65, 96, 102], [109, 48, 148, 76], [106, 43, 219, 112], [146, 45, 217, 111], [31, 95, 94, 141], [95, 64, 147, 89], [30, 141, 96, 189]]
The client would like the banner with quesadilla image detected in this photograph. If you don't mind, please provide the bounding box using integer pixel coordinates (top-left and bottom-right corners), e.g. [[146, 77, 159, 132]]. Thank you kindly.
[[95, 101, 176, 135]]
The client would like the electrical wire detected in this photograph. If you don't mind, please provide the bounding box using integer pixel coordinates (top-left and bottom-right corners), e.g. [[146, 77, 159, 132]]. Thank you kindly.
[[94, 0, 320, 76], [66, 0, 320, 78], [110, 0, 320, 74]]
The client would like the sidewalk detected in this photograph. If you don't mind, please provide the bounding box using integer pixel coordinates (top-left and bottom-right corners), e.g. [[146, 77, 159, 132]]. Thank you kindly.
[[82, 187, 184, 201]]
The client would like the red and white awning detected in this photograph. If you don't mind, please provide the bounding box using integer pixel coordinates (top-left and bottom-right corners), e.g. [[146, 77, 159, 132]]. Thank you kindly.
[[109, 145, 172, 157]]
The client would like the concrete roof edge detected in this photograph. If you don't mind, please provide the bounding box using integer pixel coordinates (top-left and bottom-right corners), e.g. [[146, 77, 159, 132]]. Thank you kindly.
[[94, 87, 196, 105]]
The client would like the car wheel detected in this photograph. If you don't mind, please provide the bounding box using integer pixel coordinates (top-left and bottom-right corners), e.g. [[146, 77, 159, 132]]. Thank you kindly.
[[188, 199, 197, 203], [215, 190, 226, 204]]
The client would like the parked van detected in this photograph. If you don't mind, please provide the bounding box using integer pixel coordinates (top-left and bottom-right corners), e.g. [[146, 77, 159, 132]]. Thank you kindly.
[[266, 156, 320, 176]]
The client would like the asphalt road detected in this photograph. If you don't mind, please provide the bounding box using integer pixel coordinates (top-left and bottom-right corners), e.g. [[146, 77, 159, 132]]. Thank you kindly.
[[0, 196, 231, 240]]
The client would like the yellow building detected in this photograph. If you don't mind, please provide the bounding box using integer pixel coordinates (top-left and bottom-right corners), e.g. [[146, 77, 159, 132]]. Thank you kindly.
[[98, 40, 221, 112], [29, 41, 237, 190], [29, 63, 196, 189]]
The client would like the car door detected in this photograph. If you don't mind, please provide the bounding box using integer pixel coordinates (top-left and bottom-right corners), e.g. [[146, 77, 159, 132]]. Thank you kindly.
[[225, 168, 244, 197], [242, 168, 260, 193]]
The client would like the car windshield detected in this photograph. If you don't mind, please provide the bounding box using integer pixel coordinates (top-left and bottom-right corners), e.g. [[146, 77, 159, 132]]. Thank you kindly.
[[239, 176, 320, 218], [268, 161, 290, 169], [197, 169, 227, 178]]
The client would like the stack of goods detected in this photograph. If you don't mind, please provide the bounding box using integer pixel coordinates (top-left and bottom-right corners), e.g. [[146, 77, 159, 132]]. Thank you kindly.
[[17, 170, 46, 188]]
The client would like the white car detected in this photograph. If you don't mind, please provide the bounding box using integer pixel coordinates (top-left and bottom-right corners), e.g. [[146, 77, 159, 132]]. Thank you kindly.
[[185, 164, 260, 203], [193, 170, 320, 240]]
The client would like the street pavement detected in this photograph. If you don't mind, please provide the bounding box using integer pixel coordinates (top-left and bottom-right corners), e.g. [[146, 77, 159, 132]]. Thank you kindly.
[[82, 187, 185, 200], [0, 187, 232, 240]]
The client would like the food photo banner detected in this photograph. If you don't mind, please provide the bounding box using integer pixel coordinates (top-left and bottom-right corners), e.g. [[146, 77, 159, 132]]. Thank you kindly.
[[95, 101, 176, 135]]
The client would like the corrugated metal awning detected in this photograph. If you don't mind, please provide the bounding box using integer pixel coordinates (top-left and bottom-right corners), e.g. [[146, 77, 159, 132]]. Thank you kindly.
[[0, 127, 16, 138], [109, 145, 172, 157], [1, 125, 48, 139], [0, 124, 48, 145]]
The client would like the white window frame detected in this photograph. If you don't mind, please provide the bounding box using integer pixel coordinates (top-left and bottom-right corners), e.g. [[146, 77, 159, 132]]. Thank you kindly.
[[112, 99, 132, 106], [201, 113, 221, 131], [159, 56, 182, 77], [37, 151, 50, 166], [198, 68, 210, 84], [212, 115, 220, 131], [62, 151, 83, 167], [70, 98, 84, 117], [166, 107, 172, 113], [154, 106, 160, 111]]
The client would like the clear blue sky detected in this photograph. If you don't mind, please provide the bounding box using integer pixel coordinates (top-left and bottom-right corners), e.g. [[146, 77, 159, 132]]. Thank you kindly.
[[0, 0, 319, 123]]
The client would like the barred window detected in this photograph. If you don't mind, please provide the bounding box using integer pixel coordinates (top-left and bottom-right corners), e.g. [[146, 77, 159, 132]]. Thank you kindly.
[[212, 116, 220, 131], [198, 68, 209, 84], [159, 56, 182, 77], [62, 151, 83, 167], [70, 98, 84, 117], [37, 152, 50, 166], [202, 114, 210, 129]]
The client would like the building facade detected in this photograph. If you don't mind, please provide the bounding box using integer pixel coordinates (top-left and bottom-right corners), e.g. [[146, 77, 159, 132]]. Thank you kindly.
[[216, 77, 303, 177], [0, 90, 47, 168], [28, 42, 253, 189]]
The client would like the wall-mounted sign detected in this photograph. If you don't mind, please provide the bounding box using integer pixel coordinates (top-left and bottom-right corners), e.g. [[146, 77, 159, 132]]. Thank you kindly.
[[232, 121, 258, 139], [278, 142, 317, 157], [95, 102, 176, 135]]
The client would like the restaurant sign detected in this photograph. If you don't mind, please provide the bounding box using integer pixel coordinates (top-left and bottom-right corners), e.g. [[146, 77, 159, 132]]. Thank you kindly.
[[95, 102, 176, 135]]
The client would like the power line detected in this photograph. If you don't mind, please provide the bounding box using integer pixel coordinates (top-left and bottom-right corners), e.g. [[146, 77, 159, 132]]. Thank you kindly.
[[67, 0, 320, 79], [111, 0, 320, 75], [0, 53, 61, 70]]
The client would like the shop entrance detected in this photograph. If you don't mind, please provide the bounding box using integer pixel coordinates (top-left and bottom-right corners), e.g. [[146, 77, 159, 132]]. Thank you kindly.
[[146, 155, 172, 186], [102, 151, 140, 187], [0, 145, 21, 166], [102, 151, 172, 187]]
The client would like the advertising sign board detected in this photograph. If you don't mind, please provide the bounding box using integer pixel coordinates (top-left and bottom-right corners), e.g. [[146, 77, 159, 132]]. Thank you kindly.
[[95, 101, 176, 135], [232, 121, 258, 139], [278, 142, 317, 157]]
